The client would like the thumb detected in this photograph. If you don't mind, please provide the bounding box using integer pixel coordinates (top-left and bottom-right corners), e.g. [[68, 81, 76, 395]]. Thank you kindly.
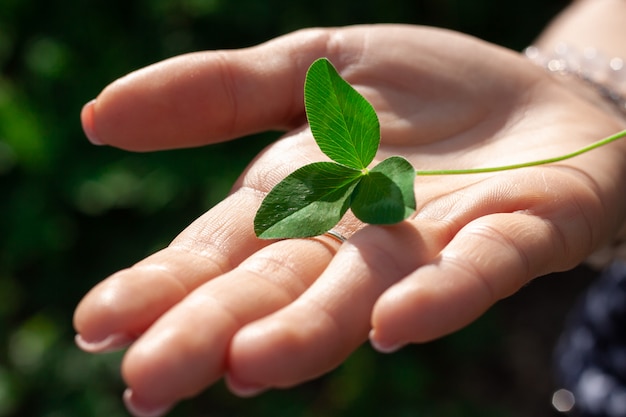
[[81, 28, 334, 151]]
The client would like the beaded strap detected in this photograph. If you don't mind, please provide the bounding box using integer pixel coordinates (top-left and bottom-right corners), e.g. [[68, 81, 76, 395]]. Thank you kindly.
[[525, 44, 626, 117]]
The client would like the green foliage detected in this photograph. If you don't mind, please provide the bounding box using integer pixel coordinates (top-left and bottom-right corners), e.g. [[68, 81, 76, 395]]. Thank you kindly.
[[0, 1, 575, 416]]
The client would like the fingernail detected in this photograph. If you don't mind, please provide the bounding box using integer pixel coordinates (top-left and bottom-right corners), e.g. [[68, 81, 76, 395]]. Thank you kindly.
[[369, 329, 404, 354], [123, 388, 173, 417], [81, 99, 104, 145], [75, 333, 134, 353], [225, 373, 267, 398]]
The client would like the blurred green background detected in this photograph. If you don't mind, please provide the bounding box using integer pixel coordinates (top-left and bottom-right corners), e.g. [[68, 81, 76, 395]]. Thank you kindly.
[[1, 0, 593, 416]]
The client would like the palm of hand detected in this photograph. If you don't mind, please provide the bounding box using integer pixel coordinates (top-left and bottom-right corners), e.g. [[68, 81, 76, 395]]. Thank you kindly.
[[74, 25, 626, 415]]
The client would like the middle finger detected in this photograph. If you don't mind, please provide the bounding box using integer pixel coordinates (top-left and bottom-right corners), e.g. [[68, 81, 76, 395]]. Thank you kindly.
[[226, 219, 449, 391]]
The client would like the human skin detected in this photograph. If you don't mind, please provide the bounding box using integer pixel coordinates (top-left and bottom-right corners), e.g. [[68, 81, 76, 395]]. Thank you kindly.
[[74, 2, 626, 415]]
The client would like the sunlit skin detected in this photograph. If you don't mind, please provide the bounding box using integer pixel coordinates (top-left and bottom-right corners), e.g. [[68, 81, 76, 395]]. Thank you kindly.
[[74, 20, 626, 417]]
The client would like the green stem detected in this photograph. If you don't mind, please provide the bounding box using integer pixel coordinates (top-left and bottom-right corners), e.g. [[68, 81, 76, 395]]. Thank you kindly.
[[415, 129, 626, 176]]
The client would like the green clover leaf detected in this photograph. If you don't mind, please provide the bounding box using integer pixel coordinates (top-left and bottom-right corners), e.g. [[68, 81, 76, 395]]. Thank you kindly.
[[351, 156, 416, 224], [305, 57, 379, 169], [254, 162, 361, 239], [254, 58, 415, 239]]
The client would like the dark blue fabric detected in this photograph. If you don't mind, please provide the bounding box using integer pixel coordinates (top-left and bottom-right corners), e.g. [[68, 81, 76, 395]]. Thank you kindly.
[[555, 261, 626, 416]]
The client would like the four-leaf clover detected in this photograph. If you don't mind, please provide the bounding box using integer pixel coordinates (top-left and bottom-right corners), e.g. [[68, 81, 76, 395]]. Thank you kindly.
[[254, 58, 416, 239]]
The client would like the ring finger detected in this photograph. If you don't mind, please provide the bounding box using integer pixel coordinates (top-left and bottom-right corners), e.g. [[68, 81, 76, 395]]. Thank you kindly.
[[120, 232, 345, 416]]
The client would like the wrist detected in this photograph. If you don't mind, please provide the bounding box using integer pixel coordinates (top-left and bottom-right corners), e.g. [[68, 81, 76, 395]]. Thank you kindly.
[[535, 0, 626, 59], [524, 44, 626, 122]]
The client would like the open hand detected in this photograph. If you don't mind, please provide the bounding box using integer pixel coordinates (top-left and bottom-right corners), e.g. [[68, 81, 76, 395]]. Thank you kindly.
[[74, 24, 626, 416]]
